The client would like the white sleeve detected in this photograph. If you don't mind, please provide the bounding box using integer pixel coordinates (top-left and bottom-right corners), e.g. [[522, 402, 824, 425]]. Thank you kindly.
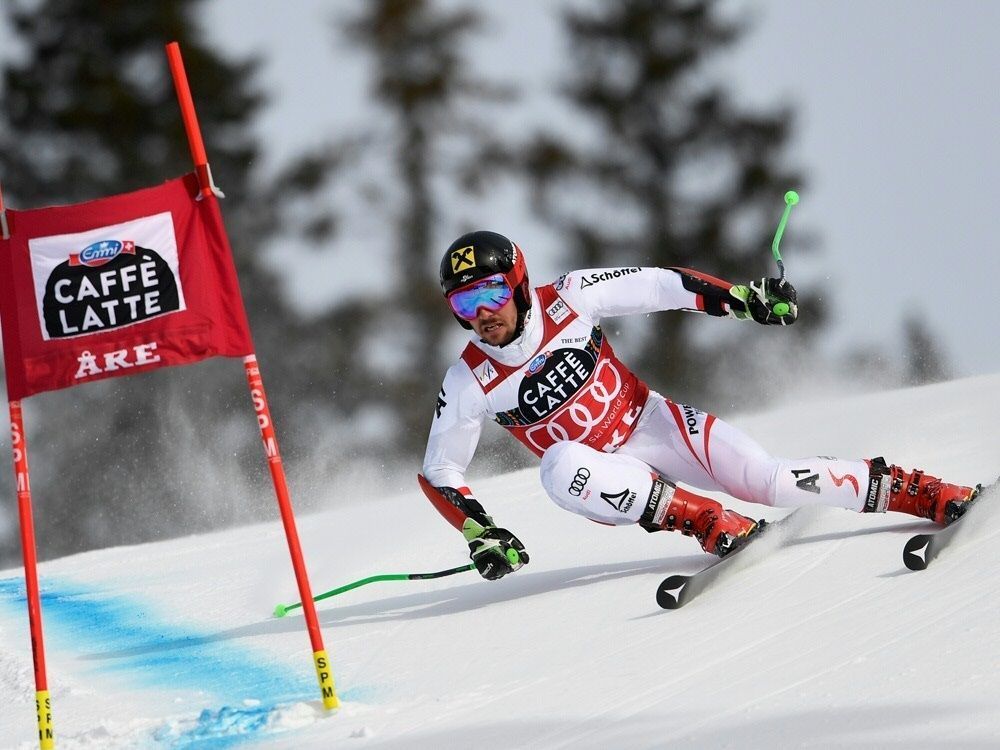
[[422, 362, 490, 489], [554, 267, 703, 322]]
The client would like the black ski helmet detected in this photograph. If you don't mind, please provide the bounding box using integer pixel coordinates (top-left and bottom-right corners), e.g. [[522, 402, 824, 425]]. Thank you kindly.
[[439, 231, 530, 329]]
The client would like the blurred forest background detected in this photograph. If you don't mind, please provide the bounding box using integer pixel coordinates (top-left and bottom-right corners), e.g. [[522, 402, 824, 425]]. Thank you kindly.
[[0, 0, 953, 567]]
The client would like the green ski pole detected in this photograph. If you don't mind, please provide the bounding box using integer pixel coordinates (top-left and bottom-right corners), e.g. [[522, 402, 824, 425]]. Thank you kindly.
[[771, 190, 799, 281], [769, 189, 799, 317], [273, 563, 476, 618]]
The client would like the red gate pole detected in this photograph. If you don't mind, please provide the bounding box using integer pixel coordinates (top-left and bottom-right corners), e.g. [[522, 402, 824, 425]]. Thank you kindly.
[[9, 401, 56, 748], [164, 41, 338, 709], [164, 42, 222, 199], [244, 356, 338, 707]]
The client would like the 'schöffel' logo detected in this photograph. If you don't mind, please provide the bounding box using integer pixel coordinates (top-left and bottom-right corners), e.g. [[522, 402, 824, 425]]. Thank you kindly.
[[602, 487, 636, 514], [579, 267, 641, 289], [568, 467, 590, 497], [70, 240, 135, 268]]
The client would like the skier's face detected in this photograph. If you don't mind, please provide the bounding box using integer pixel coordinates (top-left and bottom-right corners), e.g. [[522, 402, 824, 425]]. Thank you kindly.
[[470, 297, 518, 346]]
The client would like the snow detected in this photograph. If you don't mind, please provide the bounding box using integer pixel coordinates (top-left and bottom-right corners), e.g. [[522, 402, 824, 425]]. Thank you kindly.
[[1, 373, 998, 748]]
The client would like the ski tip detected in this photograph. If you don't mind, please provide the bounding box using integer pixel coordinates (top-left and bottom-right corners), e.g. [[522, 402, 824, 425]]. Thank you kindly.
[[656, 574, 690, 609], [902, 535, 931, 571], [273, 603, 288, 618]]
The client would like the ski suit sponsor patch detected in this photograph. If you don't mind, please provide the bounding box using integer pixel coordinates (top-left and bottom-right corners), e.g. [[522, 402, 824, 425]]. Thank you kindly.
[[602, 487, 636, 514], [579, 267, 641, 288], [681, 404, 702, 435], [518, 346, 596, 420], [828, 469, 860, 495], [568, 467, 591, 498], [545, 297, 570, 324], [473, 359, 498, 387], [791, 468, 821, 494], [461, 284, 649, 457]]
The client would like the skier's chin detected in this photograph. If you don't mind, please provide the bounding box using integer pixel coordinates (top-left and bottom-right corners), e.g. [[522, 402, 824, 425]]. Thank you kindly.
[[478, 321, 513, 346]]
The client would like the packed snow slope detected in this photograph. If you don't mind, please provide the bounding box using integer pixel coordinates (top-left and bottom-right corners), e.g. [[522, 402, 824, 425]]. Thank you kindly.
[[1, 373, 999, 749]]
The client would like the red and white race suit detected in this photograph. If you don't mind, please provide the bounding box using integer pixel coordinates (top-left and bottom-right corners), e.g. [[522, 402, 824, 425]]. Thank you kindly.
[[423, 267, 870, 528]]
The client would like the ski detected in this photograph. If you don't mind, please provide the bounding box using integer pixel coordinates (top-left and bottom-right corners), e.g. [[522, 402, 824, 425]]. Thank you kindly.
[[902, 480, 996, 571], [655, 509, 801, 609]]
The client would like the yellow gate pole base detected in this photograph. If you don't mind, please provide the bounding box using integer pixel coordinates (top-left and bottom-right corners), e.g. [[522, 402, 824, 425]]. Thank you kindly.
[[36, 690, 54, 749], [313, 650, 340, 710]]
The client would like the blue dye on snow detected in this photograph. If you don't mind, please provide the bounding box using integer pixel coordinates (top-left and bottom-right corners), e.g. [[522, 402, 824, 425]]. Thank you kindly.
[[155, 705, 277, 749], [0, 576, 308, 699], [0, 576, 364, 748]]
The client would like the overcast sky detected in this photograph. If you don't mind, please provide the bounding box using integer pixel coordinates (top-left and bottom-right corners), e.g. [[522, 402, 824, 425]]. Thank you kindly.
[[718, 0, 1000, 378], [208, 0, 1000, 378], [3, 1, 997, 378]]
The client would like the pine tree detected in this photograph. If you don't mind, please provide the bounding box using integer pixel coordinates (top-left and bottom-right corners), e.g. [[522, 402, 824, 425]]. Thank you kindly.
[[525, 0, 810, 408], [903, 316, 950, 385], [0, 0, 305, 563], [338, 0, 513, 457]]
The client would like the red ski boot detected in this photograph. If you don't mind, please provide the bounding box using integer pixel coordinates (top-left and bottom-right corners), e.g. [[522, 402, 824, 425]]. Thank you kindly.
[[640, 479, 760, 557], [866, 457, 978, 526]]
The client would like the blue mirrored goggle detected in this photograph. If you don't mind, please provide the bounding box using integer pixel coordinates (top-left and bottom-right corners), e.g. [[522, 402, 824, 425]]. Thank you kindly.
[[447, 273, 514, 320]]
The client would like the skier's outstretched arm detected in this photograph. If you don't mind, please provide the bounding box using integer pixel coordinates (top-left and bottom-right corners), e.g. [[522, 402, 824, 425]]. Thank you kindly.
[[671, 268, 799, 325], [555, 266, 798, 325], [420, 364, 528, 580]]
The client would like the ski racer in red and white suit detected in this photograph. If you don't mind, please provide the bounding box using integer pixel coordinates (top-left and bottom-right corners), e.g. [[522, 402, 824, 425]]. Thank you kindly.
[[420, 231, 978, 580]]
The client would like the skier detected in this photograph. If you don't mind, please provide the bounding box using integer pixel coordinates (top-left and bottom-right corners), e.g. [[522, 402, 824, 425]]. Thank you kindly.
[[419, 231, 978, 580]]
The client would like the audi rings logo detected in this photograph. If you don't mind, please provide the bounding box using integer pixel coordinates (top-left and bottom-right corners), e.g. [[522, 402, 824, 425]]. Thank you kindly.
[[525, 358, 623, 451], [568, 467, 591, 496]]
